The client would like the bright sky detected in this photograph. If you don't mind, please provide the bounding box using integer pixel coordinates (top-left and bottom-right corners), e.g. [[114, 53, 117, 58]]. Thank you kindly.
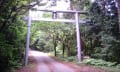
[[30, 0, 70, 19]]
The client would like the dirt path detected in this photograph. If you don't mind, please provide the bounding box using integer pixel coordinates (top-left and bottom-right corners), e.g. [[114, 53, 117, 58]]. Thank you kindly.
[[28, 50, 75, 72], [16, 50, 109, 72]]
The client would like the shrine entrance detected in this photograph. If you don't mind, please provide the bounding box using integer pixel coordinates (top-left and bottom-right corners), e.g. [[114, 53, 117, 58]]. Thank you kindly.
[[25, 9, 87, 66]]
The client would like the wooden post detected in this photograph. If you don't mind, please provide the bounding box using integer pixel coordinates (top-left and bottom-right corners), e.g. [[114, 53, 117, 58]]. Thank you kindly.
[[25, 10, 31, 66], [75, 12, 82, 62]]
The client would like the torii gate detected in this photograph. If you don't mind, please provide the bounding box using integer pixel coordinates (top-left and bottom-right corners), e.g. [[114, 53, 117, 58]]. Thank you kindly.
[[25, 9, 87, 66]]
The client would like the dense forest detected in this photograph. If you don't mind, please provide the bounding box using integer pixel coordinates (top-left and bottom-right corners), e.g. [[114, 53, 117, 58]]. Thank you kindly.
[[0, 0, 120, 72]]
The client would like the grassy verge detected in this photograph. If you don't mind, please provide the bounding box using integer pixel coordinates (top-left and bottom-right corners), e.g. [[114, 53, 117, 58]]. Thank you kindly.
[[95, 66, 120, 72]]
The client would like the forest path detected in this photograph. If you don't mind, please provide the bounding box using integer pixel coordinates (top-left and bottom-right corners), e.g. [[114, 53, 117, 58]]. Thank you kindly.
[[16, 50, 109, 72], [28, 50, 75, 72]]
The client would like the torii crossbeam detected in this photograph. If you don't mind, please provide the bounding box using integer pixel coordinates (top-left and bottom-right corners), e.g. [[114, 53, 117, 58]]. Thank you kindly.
[[25, 9, 88, 66]]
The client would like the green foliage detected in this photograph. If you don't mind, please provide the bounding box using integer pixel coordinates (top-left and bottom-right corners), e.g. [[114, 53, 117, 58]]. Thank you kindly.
[[99, 66, 120, 72], [0, 0, 27, 70], [56, 56, 76, 62], [0, 17, 26, 71], [65, 56, 76, 62], [81, 58, 120, 72], [82, 58, 117, 67], [80, 0, 120, 63], [0, 34, 12, 71], [116, 64, 120, 69]]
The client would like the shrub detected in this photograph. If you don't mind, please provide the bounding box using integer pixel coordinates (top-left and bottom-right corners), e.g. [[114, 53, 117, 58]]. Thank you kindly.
[[116, 64, 120, 69], [82, 58, 117, 67]]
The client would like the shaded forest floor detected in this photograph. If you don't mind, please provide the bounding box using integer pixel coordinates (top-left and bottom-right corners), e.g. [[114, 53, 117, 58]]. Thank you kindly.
[[16, 50, 109, 72]]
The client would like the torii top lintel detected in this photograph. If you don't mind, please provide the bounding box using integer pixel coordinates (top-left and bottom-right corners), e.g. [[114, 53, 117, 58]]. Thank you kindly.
[[31, 8, 88, 14]]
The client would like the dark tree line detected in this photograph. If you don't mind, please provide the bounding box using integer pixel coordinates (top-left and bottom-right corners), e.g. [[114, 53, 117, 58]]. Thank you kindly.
[[83, 0, 120, 63]]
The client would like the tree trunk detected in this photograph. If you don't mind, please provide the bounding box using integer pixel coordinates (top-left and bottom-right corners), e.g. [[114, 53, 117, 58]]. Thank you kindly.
[[67, 46, 70, 56], [101, 0, 106, 14], [116, 0, 120, 32], [67, 41, 71, 56], [62, 43, 65, 57], [54, 41, 57, 56], [70, 0, 75, 10], [53, 35, 57, 56]]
